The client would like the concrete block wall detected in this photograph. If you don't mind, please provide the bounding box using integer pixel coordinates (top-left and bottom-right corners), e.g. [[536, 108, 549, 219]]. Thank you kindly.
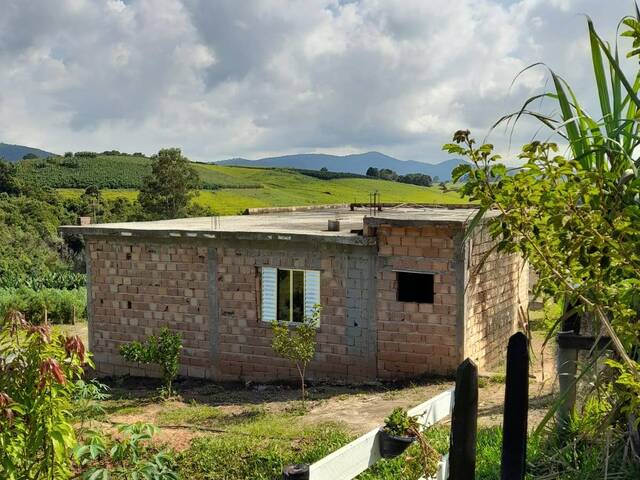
[[464, 224, 529, 370], [86, 236, 377, 383], [374, 224, 461, 378], [86, 238, 211, 378], [84, 219, 527, 383], [213, 242, 377, 382]]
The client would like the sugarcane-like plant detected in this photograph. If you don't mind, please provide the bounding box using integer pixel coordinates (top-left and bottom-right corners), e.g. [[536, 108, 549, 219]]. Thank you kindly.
[[444, 6, 640, 469]]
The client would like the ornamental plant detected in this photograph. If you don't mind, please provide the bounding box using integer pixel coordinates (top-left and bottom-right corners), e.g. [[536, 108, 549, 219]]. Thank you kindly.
[[120, 327, 182, 396], [0, 309, 89, 479], [383, 407, 418, 437], [271, 305, 321, 404], [443, 7, 640, 468]]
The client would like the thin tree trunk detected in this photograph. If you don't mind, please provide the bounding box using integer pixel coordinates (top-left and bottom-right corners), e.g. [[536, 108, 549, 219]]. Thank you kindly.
[[297, 363, 305, 404]]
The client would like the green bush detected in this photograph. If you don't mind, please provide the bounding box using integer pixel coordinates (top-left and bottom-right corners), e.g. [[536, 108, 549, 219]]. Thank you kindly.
[[120, 328, 182, 395], [0, 287, 86, 324]]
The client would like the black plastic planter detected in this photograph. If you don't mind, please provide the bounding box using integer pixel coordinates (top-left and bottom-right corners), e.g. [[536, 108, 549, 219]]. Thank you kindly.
[[283, 463, 309, 480], [378, 429, 416, 459]]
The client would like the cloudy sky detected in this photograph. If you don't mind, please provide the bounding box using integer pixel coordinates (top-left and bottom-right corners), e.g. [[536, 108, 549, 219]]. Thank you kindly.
[[0, 0, 634, 163]]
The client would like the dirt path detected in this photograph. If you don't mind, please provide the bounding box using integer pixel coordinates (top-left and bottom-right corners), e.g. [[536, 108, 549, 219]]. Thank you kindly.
[[302, 331, 556, 434]]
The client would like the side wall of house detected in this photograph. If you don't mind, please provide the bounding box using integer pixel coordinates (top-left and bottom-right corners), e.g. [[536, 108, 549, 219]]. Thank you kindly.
[[464, 224, 529, 371], [86, 237, 211, 378], [374, 223, 462, 379], [86, 236, 378, 382]]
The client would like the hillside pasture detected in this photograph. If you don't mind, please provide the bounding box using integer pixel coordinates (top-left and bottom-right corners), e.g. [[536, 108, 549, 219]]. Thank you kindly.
[[58, 175, 466, 215], [20, 155, 466, 214]]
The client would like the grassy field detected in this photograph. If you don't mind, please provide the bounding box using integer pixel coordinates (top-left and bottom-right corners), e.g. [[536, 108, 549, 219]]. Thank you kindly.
[[57, 166, 466, 215]]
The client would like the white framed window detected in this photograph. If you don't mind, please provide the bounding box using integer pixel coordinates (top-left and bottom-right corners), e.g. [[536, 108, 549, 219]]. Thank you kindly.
[[261, 267, 320, 323]]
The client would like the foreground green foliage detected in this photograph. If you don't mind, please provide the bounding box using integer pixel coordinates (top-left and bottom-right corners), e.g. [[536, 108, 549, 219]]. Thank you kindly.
[[445, 6, 640, 470], [120, 328, 182, 395], [74, 423, 178, 480], [0, 311, 88, 479]]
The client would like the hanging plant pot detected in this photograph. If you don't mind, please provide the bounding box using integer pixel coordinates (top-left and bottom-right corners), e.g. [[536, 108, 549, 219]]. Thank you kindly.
[[378, 429, 416, 459]]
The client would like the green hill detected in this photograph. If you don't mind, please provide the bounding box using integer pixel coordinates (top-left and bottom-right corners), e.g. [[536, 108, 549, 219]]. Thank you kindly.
[[0, 143, 56, 162], [16, 153, 467, 215], [16, 155, 261, 189]]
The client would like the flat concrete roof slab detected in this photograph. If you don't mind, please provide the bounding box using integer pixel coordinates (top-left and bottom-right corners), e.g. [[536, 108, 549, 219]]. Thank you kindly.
[[60, 206, 485, 244]]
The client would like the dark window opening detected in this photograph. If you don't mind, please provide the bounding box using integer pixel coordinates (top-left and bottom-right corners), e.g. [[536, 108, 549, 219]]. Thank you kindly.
[[397, 272, 434, 303]]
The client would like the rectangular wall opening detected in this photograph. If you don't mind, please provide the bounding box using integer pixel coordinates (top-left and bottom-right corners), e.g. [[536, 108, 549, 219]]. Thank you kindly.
[[396, 271, 434, 303]]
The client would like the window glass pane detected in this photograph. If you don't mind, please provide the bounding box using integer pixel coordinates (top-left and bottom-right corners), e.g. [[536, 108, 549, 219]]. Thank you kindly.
[[277, 269, 291, 321], [292, 270, 305, 322]]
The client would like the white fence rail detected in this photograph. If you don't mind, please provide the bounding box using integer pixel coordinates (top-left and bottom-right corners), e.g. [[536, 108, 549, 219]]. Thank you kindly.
[[306, 388, 454, 480]]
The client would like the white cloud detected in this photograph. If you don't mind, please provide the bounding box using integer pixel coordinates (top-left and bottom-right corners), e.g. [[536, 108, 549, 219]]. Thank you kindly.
[[0, 0, 634, 163]]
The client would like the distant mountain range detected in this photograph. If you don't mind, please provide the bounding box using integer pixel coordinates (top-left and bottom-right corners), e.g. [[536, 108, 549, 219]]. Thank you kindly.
[[0, 143, 56, 162], [216, 151, 464, 180], [2, 143, 464, 181]]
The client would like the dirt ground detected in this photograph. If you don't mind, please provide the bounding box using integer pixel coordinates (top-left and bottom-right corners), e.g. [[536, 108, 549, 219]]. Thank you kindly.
[[86, 327, 557, 451]]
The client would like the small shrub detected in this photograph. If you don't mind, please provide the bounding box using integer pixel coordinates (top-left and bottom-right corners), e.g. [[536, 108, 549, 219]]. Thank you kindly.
[[271, 305, 320, 403], [120, 327, 182, 395]]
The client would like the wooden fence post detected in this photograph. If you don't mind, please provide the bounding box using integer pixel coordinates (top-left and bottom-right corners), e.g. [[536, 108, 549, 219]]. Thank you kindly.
[[500, 332, 529, 480], [449, 358, 478, 480]]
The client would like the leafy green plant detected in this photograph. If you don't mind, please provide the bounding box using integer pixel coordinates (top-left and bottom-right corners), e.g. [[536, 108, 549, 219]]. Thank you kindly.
[[0, 310, 89, 479], [382, 407, 418, 437], [271, 305, 320, 403], [120, 328, 182, 396], [443, 5, 640, 466], [74, 423, 178, 480], [72, 379, 110, 435]]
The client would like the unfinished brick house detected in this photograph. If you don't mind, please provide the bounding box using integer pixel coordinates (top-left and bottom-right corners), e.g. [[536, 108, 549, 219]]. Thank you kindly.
[[62, 206, 528, 383]]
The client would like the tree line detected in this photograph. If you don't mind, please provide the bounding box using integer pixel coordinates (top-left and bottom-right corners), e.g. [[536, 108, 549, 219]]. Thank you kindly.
[[365, 166, 436, 187]]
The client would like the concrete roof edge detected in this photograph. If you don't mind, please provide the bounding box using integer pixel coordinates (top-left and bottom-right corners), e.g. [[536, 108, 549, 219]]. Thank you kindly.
[[58, 226, 377, 247]]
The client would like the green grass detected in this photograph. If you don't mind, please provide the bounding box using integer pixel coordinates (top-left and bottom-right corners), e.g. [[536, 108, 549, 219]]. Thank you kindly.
[[56, 166, 466, 216], [174, 410, 351, 480], [157, 403, 224, 425]]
